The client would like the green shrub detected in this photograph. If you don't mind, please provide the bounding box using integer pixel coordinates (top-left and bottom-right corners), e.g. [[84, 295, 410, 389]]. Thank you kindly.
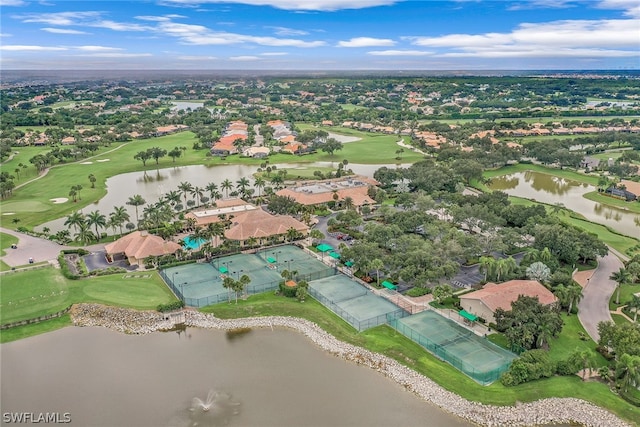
[[406, 286, 431, 297], [501, 350, 556, 386], [278, 281, 298, 298], [157, 301, 185, 312]]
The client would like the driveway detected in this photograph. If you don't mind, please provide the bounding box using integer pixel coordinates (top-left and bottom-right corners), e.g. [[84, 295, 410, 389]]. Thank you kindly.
[[313, 213, 343, 250], [577, 250, 625, 342], [83, 250, 135, 272], [0, 227, 70, 267]]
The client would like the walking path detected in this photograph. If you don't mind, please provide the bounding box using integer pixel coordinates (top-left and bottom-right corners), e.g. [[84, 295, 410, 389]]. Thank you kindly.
[[577, 250, 625, 342]]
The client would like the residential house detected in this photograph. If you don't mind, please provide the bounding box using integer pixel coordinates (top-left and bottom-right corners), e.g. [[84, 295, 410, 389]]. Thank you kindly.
[[458, 280, 558, 324]]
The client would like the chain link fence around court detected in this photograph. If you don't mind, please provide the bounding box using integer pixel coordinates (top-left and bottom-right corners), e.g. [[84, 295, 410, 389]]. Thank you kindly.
[[389, 311, 517, 385], [308, 275, 409, 331], [159, 247, 338, 308]]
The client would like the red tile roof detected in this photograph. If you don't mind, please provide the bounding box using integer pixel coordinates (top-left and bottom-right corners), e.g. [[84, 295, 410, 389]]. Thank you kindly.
[[224, 209, 309, 241], [460, 279, 557, 312], [105, 231, 181, 260]]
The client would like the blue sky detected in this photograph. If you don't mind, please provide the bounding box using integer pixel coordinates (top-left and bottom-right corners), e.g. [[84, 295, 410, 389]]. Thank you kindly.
[[1, 0, 638, 70]]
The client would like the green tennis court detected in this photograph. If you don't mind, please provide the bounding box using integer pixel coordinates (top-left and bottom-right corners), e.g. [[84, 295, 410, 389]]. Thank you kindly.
[[389, 310, 517, 384], [309, 275, 407, 331], [257, 245, 334, 280], [160, 245, 335, 307]]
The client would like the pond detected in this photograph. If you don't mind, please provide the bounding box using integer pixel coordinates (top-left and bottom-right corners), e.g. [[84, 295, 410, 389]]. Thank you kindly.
[[488, 170, 640, 237], [1, 326, 471, 427]]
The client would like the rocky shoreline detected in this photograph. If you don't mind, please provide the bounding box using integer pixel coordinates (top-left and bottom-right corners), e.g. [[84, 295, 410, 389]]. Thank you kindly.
[[70, 304, 631, 427]]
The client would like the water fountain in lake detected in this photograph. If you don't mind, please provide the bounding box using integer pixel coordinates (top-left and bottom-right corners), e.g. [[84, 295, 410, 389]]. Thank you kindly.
[[185, 389, 241, 426]]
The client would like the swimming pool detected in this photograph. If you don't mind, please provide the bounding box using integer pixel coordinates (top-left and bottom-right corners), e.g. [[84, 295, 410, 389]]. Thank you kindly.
[[183, 236, 206, 250]]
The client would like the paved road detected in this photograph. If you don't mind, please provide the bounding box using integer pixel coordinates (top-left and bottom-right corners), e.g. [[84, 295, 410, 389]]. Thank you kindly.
[[577, 250, 625, 342], [0, 227, 108, 267], [0, 227, 70, 267]]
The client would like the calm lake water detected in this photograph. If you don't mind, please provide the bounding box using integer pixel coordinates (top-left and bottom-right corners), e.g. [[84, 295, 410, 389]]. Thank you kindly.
[[488, 170, 640, 237], [1, 326, 471, 427]]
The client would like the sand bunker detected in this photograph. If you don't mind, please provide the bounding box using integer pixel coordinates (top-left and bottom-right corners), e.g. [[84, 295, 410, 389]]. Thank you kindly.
[[80, 161, 93, 165], [50, 198, 69, 204], [97, 159, 110, 162], [2, 212, 16, 215]]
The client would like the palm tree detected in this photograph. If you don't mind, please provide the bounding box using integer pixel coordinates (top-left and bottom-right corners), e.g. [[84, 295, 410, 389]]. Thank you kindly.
[[190, 186, 204, 207], [628, 294, 640, 322], [495, 257, 517, 282], [64, 211, 85, 232], [205, 222, 225, 247], [205, 182, 220, 202], [238, 274, 251, 299], [221, 178, 233, 198], [343, 196, 355, 211], [178, 181, 193, 206], [615, 353, 640, 393], [85, 210, 107, 240], [236, 177, 250, 198], [565, 283, 584, 315], [569, 349, 595, 381], [126, 194, 146, 227], [253, 176, 265, 198], [88, 173, 96, 188], [369, 258, 385, 285], [222, 276, 235, 303], [610, 267, 632, 305], [74, 222, 96, 245], [188, 226, 208, 250], [285, 227, 299, 242], [479, 256, 496, 281], [110, 206, 130, 236], [164, 190, 181, 208]]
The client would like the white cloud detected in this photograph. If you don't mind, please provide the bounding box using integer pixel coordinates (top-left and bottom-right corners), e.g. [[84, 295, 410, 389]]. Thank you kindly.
[[158, 21, 325, 47], [597, 0, 640, 17], [0, 0, 27, 6], [507, 0, 577, 11], [0, 33, 12, 37], [162, 0, 398, 11], [337, 37, 395, 47], [267, 26, 309, 36], [15, 11, 103, 25], [408, 17, 640, 59], [41, 27, 88, 34], [0, 45, 68, 51], [229, 55, 260, 61], [178, 55, 218, 60], [368, 50, 433, 56], [260, 52, 288, 56], [72, 53, 153, 58], [439, 48, 638, 58]]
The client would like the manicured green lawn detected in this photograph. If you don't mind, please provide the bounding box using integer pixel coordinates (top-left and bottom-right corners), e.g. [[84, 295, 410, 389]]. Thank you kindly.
[[609, 283, 640, 311], [202, 292, 639, 425], [0, 232, 19, 271], [0, 314, 72, 343], [0, 267, 177, 326], [547, 314, 607, 365], [584, 191, 640, 214]]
